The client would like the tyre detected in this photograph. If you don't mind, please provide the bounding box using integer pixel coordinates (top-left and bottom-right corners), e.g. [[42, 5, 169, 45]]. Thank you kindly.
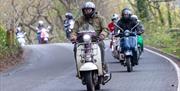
[[126, 57, 133, 72], [95, 84, 100, 90], [138, 46, 142, 56], [84, 71, 95, 91]]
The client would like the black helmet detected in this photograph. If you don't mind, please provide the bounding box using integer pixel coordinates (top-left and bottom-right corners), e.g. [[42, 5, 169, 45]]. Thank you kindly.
[[121, 8, 132, 20], [81, 1, 96, 18]]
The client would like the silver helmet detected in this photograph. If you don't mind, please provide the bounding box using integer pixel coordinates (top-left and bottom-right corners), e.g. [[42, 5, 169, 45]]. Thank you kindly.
[[81, 1, 95, 10], [81, 2, 96, 18]]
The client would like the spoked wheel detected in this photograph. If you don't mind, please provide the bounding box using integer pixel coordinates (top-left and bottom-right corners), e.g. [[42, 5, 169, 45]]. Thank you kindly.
[[126, 57, 133, 72], [84, 71, 95, 91]]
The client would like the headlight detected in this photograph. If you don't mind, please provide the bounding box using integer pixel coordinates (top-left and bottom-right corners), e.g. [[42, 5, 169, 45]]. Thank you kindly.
[[83, 34, 91, 42], [124, 30, 130, 36], [85, 55, 92, 62], [125, 32, 130, 36]]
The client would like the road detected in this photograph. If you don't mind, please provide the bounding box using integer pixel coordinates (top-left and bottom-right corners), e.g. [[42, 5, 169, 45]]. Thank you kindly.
[[0, 41, 178, 91]]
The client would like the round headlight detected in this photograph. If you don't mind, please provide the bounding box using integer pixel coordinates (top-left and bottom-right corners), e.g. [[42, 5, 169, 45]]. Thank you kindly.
[[125, 32, 130, 36], [83, 34, 91, 42], [124, 30, 130, 36]]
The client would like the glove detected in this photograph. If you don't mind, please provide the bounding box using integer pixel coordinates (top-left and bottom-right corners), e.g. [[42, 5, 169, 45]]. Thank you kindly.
[[99, 34, 105, 41]]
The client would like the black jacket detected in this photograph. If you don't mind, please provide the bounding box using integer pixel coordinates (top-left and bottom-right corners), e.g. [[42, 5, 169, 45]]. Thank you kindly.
[[115, 17, 144, 34]]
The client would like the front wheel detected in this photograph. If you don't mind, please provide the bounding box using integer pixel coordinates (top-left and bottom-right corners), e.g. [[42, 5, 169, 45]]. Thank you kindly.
[[84, 71, 95, 91], [126, 57, 133, 72], [95, 84, 100, 90]]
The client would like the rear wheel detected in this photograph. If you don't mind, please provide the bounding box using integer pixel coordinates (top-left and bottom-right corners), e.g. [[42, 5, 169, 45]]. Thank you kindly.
[[138, 46, 142, 56], [126, 57, 133, 72]]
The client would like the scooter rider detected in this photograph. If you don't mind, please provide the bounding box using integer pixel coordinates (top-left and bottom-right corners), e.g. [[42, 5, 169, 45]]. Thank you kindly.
[[131, 14, 144, 52], [64, 12, 75, 40], [115, 8, 143, 65], [36, 20, 49, 44], [16, 25, 26, 46], [108, 13, 119, 35], [108, 14, 119, 49], [131, 15, 144, 34], [70, 1, 109, 76]]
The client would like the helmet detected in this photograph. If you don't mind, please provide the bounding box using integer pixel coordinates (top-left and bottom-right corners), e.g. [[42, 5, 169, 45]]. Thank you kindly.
[[121, 8, 132, 20], [131, 15, 138, 21], [38, 20, 44, 25], [65, 12, 73, 19], [81, 1, 96, 18], [38, 20, 44, 28], [111, 14, 119, 21], [17, 27, 21, 32]]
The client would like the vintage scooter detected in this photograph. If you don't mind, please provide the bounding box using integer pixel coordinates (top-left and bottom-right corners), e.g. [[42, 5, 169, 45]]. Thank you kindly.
[[115, 23, 140, 72], [74, 24, 111, 91], [39, 26, 50, 44]]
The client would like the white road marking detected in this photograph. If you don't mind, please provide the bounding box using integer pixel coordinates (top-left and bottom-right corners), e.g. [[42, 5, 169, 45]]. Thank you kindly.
[[145, 48, 180, 91]]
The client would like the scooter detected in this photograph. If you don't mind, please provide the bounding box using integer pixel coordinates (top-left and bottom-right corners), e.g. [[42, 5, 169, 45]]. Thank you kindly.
[[39, 27, 50, 44], [115, 23, 140, 72], [75, 24, 111, 91]]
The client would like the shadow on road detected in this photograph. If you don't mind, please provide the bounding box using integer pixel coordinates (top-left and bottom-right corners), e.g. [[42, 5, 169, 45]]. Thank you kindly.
[[107, 61, 119, 64]]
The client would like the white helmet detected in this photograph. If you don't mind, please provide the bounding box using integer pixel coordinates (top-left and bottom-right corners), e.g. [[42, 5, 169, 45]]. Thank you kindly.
[[65, 12, 73, 17], [81, 1, 95, 10], [17, 27, 21, 32], [81, 1, 96, 18], [38, 20, 44, 25], [65, 12, 73, 19], [111, 14, 119, 21]]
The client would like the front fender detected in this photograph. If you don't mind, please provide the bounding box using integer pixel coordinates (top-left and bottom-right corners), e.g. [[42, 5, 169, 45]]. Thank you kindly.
[[80, 62, 98, 71], [125, 51, 133, 56]]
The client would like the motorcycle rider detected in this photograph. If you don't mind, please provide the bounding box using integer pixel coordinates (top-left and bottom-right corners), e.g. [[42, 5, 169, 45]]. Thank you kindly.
[[131, 14, 144, 52], [36, 20, 49, 43], [70, 1, 109, 76], [115, 8, 143, 65], [108, 13, 119, 49], [64, 12, 75, 40]]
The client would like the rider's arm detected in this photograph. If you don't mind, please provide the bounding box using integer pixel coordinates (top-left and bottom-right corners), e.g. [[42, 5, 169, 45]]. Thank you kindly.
[[134, 21, 144, 35], [139, 23, 145, 34], [99, 16, 108, 37]]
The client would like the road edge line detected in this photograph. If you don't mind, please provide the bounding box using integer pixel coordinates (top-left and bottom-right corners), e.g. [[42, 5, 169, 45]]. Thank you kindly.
[[145, 48, 180, 91]]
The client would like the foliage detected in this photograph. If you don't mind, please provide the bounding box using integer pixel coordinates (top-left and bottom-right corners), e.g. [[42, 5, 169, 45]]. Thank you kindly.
[[123, 0, 180, 58], [0, 25, 20, 59], [143, 4, 180, 58]]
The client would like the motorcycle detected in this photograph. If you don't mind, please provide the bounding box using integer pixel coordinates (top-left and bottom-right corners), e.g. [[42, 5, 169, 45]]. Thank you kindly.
[[75, 24, 111, 91], [16, 32, 26, 47], [115, 23, 140, 72]]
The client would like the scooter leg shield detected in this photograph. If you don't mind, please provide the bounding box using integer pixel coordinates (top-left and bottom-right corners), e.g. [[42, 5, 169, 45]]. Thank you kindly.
[[80, 63, 98, 71]]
